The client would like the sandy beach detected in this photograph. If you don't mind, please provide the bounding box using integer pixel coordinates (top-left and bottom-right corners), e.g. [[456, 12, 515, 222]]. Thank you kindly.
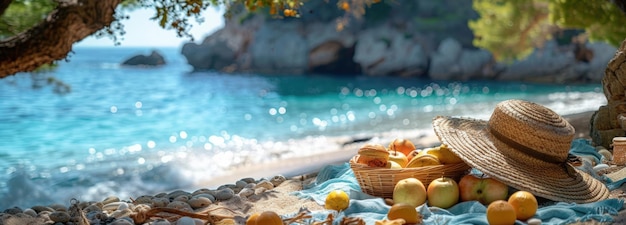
[[2, 110, 625, 225]]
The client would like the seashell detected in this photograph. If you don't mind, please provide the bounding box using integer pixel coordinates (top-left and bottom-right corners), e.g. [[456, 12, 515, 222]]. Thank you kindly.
[[214, 188, 235, 201], [193, 193, 216, 202], [527, 218, 542, 225], [152, 218, 172, 225], [133, 195, 154, 205], [49, 211, 71, 223], [270, 175, 287, 187], [48, 203, 67, 212], [23, 208, 37, 217], [598, 149, 613, 161], [238, 188, 254, 198], [255, 180, 274, 190], [151, 197, 170, 208], [176, 216, 196, 225], [594, 163, 610, 172], [3, 207, 22, 215], [167, 201, 193, 212], [30, 205, 54, 213], [235, 180, 248, 188], [187, 196, 212, 209], [240, 177, 256, 183], [102, 196, 121, 205]]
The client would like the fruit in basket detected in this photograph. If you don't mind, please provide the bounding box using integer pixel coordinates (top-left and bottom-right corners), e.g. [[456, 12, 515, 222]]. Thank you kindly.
[[393, 178, 427, 207], [486, 200, 516, 225], [388, 150, 408, 167], [419, 144, 463, 164], [388, 138, 416, 156], [387, 203, 423, 224], [458, 174, 508, 205], [406, 149, 420, 162], [387, 160, 403, 169], [325, 190, 350, 211], [508, 191, 538, 220], [357, 144, 389, 167], [427, 177, 459, 209], [406, 154, 441, 168]]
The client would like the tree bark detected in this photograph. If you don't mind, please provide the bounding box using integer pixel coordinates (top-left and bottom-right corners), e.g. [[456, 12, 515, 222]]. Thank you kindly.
[[0, 0, 122, 78], [0, 0, 12, 16]]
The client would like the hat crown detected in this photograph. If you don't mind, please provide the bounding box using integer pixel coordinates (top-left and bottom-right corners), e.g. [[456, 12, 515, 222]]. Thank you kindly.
[[488, 100, 575, 163]]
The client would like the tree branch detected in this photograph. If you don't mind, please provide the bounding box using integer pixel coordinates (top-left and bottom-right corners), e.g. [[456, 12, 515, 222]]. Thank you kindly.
[[0, 0, 123, 78]]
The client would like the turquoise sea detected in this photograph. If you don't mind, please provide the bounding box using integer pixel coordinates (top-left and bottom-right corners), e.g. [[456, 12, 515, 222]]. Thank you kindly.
[[0, 47, 606, 209]]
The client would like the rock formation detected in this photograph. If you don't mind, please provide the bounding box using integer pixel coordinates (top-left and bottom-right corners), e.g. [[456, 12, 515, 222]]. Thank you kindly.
[[121, 50, 166, 67]]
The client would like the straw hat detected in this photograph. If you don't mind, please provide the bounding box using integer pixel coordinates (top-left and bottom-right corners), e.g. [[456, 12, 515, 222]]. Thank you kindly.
[[432, 99, 609, 203]]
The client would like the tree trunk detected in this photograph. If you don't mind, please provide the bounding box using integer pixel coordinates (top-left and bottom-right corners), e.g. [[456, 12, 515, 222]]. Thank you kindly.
[[0, 0, 122, 78]]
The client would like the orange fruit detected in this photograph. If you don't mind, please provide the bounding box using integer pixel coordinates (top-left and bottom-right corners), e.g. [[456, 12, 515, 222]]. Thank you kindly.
[[388, 138, 416, 156], [486, 200, 516, 225], [254, 211, 283, 225], [508, 191, 538, 220], [246, 212, 260, 225], [325, 190, 350, 211], [387, 203, 422, 224]]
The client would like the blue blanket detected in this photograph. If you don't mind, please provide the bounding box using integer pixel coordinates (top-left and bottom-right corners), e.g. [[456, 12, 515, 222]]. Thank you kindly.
[[292, 139, 625, 225]]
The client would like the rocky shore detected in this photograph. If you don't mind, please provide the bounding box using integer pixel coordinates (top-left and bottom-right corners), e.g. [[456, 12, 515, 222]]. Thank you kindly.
[[2, 111, 626, 225]]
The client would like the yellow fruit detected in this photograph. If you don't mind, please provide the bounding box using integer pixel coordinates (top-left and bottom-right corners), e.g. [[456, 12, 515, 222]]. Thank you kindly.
[[508, 191, 538, 221], [246, 212, 260, 225], [387, 160, 403, 169], [325, 190, 350, 211], [254, 211, 283, 225], [406, 154, 441, 167], [486, 200, 516, 225], [387, 203, 422, 224], [419, 144, 463, 164]]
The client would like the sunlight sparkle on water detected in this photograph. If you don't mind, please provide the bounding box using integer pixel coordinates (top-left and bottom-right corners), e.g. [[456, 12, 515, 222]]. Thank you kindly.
[[147, 141, 156, 148]]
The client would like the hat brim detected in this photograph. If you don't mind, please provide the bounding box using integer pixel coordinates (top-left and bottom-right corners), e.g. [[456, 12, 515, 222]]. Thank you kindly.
[[433, 116, 609, 203]]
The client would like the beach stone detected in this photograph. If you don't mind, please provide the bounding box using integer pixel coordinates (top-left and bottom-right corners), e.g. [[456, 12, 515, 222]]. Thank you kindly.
[[152, 197, 170, 208], [49, 211, 70, 223], [103, 202, 126, 211], [49, 203, 67, 212], [256, 180, 275, 190], [214, 188, 235, 201], [110, 208, 133, 219], [240, 177, 256, 183], [102, 196, 121, 205], [188, 196, 212, 209], [176, 216, 196, 225], [110, 217, 134, 225], [193, 193, 216, 202], [152, 218, 172, 225], [3, 207, 22, 215], [77, 201, 91, 209], [218, 184, 237, 190], [154, 192, 168, 198], [31, 205, 54, 213], [235, 180, 248, 188], [167, 201, 193, 212], [83, 204, 102, 213], [174, 195, 190, 202], [192, 188, 212, 195], [270, 175, 286, 186], [599, 149, 613, 161], [238, 188, 254, 198], [167, 190, 191, 200], [23, 208, 37, 217], [134, 195, 154, 205], [255, 187, 268, 195], [244, 183, 256, 189]]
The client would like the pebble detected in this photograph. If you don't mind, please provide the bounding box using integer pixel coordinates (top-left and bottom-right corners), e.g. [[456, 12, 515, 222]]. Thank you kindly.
[[239, 188, 255, 198], [23, 208, 37, 217], [235, 180, 248, 188], [31, 205, 54, 213], [49, 211, 71, 223], [110, 217, 134, 225], [255, 187, 268, 195], [103, 202, 126, 211], [214, 188, 235, 201], [152, 218, 172, 225], [151, 197, 170, 208], [83, 204, 103, 213], [270, 175, 287, 187], [244, 183, 256, 189], [117, 202, 129, 210], [240, 177, 256, 183], [193, 193, 216, 202], [3, 207, 22, 215], [527, 218, 542, 225], [134, 195, 154, 205], [49, 203, 67, 212], [188, 196, 212, 209], [167, 190, 191, 201], [599, 149, 613, 161], [167, 201, 193, 212], [109, 208, 133, 219], [256, 180, 275, 190], [102, 196, 121, 205], [176, 216, 196, 225]]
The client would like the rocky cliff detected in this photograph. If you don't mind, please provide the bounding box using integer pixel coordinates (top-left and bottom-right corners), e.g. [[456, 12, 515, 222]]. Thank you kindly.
[[181, 1, 616, 83]]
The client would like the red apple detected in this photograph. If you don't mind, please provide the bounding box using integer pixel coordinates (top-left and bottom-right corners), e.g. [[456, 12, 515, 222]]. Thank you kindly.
[[427, 177, 459, 209], [458, 174, 508, 205]]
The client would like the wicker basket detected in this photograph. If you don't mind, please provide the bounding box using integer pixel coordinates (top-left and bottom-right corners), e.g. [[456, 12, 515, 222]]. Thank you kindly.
[[349, 155, 471, 198]]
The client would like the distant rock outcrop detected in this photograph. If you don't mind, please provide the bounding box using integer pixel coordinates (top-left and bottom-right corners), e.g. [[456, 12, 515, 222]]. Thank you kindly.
[[181, 1, 616, 84], [122, 50, 166, 67]]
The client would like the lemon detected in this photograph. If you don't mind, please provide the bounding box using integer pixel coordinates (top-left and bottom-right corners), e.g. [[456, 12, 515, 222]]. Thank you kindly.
[[325, 190, 350, 211], [406, 154, 441, 167]]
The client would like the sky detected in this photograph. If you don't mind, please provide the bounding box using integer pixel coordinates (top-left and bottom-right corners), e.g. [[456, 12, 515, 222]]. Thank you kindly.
[[76, 7, 225, 48]]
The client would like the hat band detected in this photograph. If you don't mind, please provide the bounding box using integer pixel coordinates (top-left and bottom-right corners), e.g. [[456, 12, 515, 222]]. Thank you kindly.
[[490, 127, 564, 164]]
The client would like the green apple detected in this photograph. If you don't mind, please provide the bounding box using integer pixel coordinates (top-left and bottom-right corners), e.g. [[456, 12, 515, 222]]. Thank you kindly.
[[393, 178, 427, 207], [427, 177, 459, 209], [458, 174, 508, 205]]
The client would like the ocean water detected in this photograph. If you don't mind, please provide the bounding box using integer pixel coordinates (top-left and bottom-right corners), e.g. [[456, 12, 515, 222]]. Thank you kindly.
[[0, 47, 607, 209]]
